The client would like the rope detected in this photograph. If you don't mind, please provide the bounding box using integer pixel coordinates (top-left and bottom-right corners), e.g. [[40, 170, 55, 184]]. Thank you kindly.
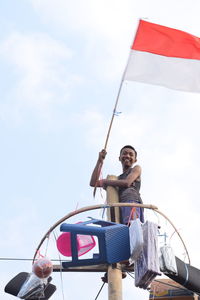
[[94, 282, 105, 300], [101, 203, 108, 219], [52, 230, 65, 300], [93, 163, 105, 198], [93, 163, 103, 197], [44, 235, 50, 257], [127, 272, 135, 280]]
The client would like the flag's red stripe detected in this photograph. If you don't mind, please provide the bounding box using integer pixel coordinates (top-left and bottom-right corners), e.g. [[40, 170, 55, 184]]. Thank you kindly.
[[132, 20, 200, 60]]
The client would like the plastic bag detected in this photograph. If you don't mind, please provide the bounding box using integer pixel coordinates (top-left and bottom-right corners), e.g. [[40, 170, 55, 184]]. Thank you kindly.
[[32, 258, 53, 279], [129, 218, 144, 264], [159, 244, 177, 275], [17, 255, 53, 299], [17, 272, 47, 299]]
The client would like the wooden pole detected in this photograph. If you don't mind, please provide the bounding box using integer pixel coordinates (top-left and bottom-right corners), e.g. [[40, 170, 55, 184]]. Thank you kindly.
[[106, 175, 123, 300]]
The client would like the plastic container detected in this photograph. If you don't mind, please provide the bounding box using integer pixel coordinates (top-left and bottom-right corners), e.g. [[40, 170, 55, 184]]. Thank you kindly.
[[56, 232, 96, 257]]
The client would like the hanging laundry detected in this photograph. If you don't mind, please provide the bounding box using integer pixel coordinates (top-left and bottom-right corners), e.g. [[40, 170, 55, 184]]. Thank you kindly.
[[135, 220, 161, 289]]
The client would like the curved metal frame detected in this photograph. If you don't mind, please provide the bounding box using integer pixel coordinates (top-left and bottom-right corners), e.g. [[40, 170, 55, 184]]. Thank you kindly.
[[33, 203, 190, 265]]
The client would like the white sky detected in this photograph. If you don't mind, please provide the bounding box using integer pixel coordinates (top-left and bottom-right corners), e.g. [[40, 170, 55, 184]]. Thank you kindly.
[[1, 0, 200, 299]]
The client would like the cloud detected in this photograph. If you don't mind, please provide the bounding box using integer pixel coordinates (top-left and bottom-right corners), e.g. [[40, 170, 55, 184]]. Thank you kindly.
[[78, 81, 200, 269], [30, 0, 135, 36], [28, 0, 200, 82], [1, 2, 200, 299], [29, 0, 140, 80], [78, 110, 108, 146], [0, 31, 82, 126]]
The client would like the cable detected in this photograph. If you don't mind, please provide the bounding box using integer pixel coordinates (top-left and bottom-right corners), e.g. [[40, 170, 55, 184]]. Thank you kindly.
[[0, 258, 34, 261], [127, 272, 135, 280], [94, 282, 105, 300], [52, 230, 65, 300], [44, 235, 50, 257], [0, 257, 71, 262]]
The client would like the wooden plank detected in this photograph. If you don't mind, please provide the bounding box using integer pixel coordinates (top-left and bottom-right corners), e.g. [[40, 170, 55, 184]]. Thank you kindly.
[[53, 264, 108, 272], [53, 263, 134, 273]]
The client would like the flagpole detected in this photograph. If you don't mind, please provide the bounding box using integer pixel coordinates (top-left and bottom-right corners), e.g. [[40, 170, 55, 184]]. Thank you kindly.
[[103, 51, 132, 151], [93, 51, 132, 197], [93, 52, 134, 197], [93, 20, 140, 196], [103, 19, 141, 150]]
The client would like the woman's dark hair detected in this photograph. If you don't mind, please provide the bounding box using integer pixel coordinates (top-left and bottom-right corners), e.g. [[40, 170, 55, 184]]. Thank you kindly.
[[120, 145, 137, 158]]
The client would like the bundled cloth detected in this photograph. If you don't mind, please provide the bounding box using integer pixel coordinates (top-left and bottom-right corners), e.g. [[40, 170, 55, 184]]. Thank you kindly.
[[135, 221, 161, 289], [159, 244, 178, 275]]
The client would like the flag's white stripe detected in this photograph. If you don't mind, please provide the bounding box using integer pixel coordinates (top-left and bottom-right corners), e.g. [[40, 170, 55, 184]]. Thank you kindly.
[[124, 50, 200, 93]]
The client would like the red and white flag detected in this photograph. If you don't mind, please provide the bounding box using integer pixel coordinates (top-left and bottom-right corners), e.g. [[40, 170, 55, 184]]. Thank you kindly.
[[124, 20, 200, 93]]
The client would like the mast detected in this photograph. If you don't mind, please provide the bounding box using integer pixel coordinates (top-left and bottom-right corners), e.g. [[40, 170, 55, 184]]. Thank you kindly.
[[106, 175, 123, 300]]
